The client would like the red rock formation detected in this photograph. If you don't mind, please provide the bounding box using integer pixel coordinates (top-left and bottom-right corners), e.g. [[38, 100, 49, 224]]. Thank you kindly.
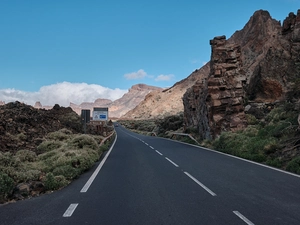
[[207, 36, 247, 136], [183, 9, 300, 140]]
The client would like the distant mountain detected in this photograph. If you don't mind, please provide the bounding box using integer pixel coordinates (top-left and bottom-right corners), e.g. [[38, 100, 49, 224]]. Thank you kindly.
[[34, 84, 163, 118], [121, 63, 210, 119]]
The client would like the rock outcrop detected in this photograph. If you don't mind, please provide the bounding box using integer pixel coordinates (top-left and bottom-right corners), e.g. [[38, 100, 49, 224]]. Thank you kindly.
[[184, 36, 246, 139], [183, 9, 300, 139], [207, 36, 247, 136]]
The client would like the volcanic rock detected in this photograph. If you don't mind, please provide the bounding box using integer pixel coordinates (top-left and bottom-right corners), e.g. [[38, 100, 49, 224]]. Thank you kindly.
[[183, 9, 300, 139], [0, 101, 82, 153]]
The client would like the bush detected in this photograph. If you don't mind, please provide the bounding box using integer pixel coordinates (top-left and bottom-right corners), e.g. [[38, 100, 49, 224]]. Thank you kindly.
[[58, 128, 73, 135], [17, 133, 27, 141], [37, 140, 62, 154], [286, 157, 300, 174], [68, 134, 99, 150], [70, 151, 99, 171], [15, 150, 37, 162], [10, 169, 41, 183], [266, 158, 282, 168], [0, 172, 14, 200], [52, 165, 80, 180], [246, 114, 258, 125], [37, 150, 59, 161], [44, 173, 68, 191], [0, 152, 20, 167], [46, 130, 70, 141], [99, 141, 110, 154]]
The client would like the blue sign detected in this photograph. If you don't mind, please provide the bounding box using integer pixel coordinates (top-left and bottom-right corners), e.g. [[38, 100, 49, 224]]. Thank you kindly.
[[100, 115, 106, 119]]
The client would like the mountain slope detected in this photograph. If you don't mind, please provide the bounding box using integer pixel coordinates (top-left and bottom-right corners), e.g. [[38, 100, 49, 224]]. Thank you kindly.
[[122, 63, 210, 119]]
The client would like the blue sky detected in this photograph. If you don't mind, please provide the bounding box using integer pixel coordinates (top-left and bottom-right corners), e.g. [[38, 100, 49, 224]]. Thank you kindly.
[[0, 0, 299, 106]]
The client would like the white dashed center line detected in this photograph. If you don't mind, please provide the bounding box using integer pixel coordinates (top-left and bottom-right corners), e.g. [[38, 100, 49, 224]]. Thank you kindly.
[[233, 211, 255, 225], [165, 157, 179, 167], [63, 203, 78, 217], [155, 150, 163, 156], [184, 172, 216, 196]]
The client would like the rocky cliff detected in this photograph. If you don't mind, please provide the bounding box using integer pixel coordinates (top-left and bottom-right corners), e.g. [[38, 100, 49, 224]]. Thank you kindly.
[[183, 9, 300, 139]]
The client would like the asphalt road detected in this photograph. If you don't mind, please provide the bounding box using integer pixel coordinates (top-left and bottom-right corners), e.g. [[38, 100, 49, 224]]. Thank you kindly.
[[1, 124, 300, 225]]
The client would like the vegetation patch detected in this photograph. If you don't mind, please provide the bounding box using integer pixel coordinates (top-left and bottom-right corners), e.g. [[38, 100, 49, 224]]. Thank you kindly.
[[211, 104, 300, 172], [0, 172, 14, 202], [0, 129, 116, 203]]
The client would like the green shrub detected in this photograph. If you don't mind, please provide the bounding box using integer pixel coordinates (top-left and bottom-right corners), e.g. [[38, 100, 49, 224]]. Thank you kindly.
[[263, 140, 279, 154], [99, 141, 110, 154], [0, 152, 20, 167], [266, 158, 282, 168], [44, 173, 68, 190], [11, 169, 41, 183], [52, 165, 80, 180], [37, 150, 59, 161], [15, 150, 37, 162], [70, 151, 98, 172], [243, 125, 259, 137], [46, 131, 70, 141], [37, 140, 62, 154], [246, 114, 258, 125], [58, 128, 73, 135], [17, 133, 27, 141], [0, 172, 14, 200], [286, 157, 300, 174], [68, 134, 99, 150]]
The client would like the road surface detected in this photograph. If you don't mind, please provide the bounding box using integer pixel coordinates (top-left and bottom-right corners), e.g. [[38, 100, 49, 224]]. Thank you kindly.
[[1, 124, 300, 224]]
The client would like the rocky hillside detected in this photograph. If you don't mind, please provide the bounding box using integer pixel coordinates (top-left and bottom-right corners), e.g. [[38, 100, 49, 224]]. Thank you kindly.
[[121, 63, 210, 119], [43, 84, 162, 118], [0, 102, 82, 153], [183, 9, 300, 139], [0, 101, 116, 203]]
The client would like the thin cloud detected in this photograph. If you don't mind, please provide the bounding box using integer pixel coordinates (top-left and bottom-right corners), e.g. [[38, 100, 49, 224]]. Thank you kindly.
[[124, 69, 147, 80], [155, 74, 174, 81], [191, 59, 208, 66], [191, 59, 199, 64], [0, 82, 127, 107]]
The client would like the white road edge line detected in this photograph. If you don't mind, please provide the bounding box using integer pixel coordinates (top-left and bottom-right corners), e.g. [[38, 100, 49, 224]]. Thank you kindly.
[[164, 137, 300, 179], [63, 203, 78, 217], [156, 150, 163, 156], [233, 211, 255, 225], [165, 157, 179, 167], [149, 146, 154, 149], [80, 133, 117, 193], [145, 143, 149, 146], [184, 172, 216, 196]]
